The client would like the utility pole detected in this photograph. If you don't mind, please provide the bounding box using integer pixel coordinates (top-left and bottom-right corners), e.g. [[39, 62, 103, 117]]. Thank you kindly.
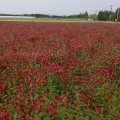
[[117, 7, 120, 21], [95, 11, 97, 20], [109, 5, 112, 21]]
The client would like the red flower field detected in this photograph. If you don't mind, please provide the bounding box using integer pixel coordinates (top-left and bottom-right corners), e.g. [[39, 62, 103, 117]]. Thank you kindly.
[[0, 21, 120, 120]]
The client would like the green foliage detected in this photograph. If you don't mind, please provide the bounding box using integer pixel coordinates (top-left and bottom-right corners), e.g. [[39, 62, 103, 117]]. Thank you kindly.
[[68, 11, 89, 19], [76, 65, 82, 77], [98, 8, 120, 21], [89, 14, 98, 20], [98, 11, 110, 21]]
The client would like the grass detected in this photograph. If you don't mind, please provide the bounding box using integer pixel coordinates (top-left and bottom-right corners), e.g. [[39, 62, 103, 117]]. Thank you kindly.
[[0, 17, 87, 22], [0, 17, 119, 24]]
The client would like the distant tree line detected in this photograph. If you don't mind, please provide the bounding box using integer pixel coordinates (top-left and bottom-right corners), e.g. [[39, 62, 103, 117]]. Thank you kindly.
[[0, 14, 21, 16], [68, 11, 89, 19], [24, 11, 89, 19], [0, 8, 120, 21], [0, 11, 89, 19]]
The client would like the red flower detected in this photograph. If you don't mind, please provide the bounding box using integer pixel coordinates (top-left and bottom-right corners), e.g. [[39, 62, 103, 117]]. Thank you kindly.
[[59, 95, 64, 101], [49, 113, 54, 118], [73, 101, 78, 107], [45, 108, 49, 113], [43, 87, 47, 94], [29, 82, 34, 89]]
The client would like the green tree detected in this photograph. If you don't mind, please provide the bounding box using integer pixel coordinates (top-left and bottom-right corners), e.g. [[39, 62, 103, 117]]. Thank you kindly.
[[98, 10, 110, 21], [98, 11, 104, 21], [89, 14, 98, 20], [84, 11, 89, 19]]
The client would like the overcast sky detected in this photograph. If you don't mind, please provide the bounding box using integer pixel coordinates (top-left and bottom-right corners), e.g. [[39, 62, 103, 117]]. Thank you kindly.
[[0, 0, 120, 15]]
